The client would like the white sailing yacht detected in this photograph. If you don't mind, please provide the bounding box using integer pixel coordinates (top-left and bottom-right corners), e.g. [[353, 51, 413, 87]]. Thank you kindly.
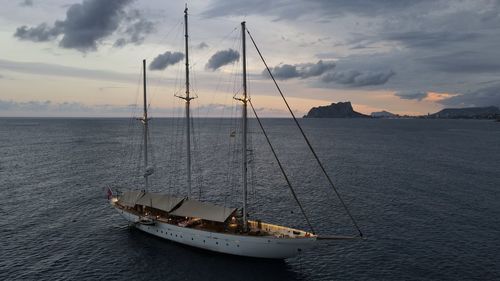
[[108, 7, 361, 259]]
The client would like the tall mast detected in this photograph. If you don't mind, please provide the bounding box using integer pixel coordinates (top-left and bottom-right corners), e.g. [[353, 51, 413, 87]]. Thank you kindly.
[[183, 5, 192, 198], [241, 21, 248, 231], [142, 59, 149, 190]]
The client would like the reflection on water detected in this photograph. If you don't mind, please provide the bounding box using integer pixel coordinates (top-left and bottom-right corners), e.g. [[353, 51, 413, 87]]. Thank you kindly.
[[125, 228, 299, 281]]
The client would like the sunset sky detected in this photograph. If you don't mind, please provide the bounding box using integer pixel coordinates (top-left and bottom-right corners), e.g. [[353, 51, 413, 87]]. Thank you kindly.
[[1, 0, 500, 117]]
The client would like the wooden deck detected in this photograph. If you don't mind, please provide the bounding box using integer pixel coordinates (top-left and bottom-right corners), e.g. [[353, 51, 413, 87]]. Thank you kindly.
[[113, 200, 315, 239]]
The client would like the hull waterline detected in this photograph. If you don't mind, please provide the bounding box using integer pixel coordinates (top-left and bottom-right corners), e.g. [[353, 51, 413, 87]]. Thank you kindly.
[[113, 204, 317, 259]]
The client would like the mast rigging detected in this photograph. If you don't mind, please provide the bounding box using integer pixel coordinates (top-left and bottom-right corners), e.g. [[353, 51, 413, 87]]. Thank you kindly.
[[245, 28, 363, 237], [176, 5, 194, 199], [249, 100, 315, 234]]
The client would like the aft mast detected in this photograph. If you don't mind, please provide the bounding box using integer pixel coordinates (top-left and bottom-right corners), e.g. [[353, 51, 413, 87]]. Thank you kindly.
[[241, 21, 248, 231]]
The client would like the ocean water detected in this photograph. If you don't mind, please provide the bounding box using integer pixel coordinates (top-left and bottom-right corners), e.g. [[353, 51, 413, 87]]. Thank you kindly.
[[0, 118, 499, 281]]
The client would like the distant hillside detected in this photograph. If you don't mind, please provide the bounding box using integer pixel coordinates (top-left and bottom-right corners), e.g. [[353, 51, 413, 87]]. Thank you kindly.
[[303, 102, 369, 118], [371, 110, 398, 118], [303, 103, 500, 120], [429, 106, 500, 119]]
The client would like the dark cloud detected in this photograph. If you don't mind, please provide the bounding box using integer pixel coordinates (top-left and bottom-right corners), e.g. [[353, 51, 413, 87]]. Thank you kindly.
[[13, 0, 154, 52], [149, 51, 184, 70], [196, 42, 209, 49], [321, 69, 394, 87], [265, 59, 393, 87], [9, 0, 500, 114], [419, 51, 500, 74], [114, 9, 155, 47], [395, 91, 428, 101], [56, 0, 133, 51], [384, 31, 481, 48], [202, 0, 423, 20], [266, 64, 298, 79], [113, 38, 127, 48], [14, 23, 61, 42], [125, 18, 154, 43], [349, 44, 374, 50], [20, 0, 34, 7], [217, 0, 500, 97], [439, 85, 500, 107], [266, 60, 336, 80], [206, 49, 240, 70]]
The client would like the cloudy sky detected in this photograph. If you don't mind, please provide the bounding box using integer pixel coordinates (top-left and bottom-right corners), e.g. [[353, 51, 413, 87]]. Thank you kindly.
[[1, 0, 499, 117]]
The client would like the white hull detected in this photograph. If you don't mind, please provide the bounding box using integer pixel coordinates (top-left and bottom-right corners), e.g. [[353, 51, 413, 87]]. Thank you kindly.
[[113, 204, 317, 259]]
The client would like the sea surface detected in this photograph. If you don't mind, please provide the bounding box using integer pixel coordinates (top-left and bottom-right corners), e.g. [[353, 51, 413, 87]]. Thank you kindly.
[[0, 118, 499, 281]]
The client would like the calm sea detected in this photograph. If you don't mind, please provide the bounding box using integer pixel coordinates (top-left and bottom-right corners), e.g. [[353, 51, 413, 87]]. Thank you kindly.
[[0, 118, 499, 281]]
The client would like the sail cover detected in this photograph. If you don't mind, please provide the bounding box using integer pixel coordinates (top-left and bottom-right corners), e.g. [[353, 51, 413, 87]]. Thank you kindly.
[[135, 192, 185, 213], [118, 190, 144, 207], [170, 199, 237, 223]]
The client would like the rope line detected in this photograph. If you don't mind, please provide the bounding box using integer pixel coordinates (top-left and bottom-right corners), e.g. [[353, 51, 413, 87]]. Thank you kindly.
[[246, 28, 363, 237], [249, 100, 315, 234]]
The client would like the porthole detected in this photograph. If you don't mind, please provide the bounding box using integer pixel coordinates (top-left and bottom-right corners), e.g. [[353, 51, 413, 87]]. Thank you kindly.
[[191, 238, 194, 240], [216, 242, 218, 245]]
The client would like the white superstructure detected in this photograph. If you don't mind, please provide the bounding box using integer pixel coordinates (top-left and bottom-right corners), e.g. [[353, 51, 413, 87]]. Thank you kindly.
[[110, 192, 316, 259]]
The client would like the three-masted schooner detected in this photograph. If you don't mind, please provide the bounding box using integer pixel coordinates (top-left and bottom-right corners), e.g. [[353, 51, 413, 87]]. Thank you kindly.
[[108, 7, 361, 259]]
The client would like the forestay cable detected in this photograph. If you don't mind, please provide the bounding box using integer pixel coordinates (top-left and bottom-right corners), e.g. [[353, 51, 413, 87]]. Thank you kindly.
[[249, 100, 315, 234], [246, 28, 363, 237]]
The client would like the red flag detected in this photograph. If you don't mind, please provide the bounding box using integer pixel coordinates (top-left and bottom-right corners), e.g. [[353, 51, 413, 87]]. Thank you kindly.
[[106, 187, 113, 200]]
